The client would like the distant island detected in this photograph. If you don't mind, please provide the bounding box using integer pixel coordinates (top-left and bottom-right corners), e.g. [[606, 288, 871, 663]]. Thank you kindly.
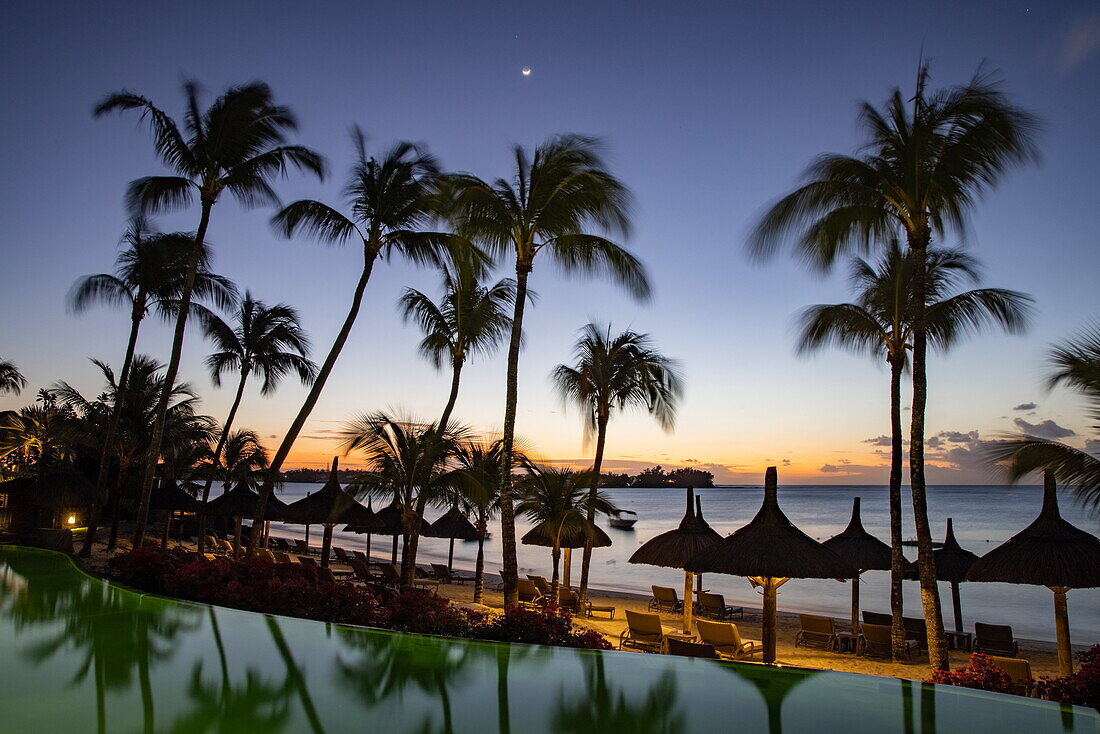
[[281, 464, 714, 488]]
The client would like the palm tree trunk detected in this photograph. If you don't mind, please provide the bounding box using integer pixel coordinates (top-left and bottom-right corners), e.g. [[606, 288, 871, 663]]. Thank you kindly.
[[497, 262, 532, 605], [578, 415, 608, 607], [473, 516, 486, 604], [550, 543, 561, 601], [132, 200, 213, 546], [437, 357, 463, 430], [198, 365, 251, 554], [907, 228, 948, 670], [888, 355, 907, 660], [249, 250, 378, 554], [404, 497, 427, 584], [82, 300, 144, 557], [106, 470, 125, 551]]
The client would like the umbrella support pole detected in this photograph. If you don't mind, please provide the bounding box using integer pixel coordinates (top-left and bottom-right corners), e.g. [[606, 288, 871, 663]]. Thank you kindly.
[[851, 575, 860, 634], [950, 582, 963, 634], [366, 533, 371, 563], [751, 576, 788, 665], [683, 571, 694, 634], [263, 521, 270, 549], [234, 518, 243, 559], [448, 537, 455, 572], [1050, 586, 1073, 675], [320, 524, 334, 570], [391, 535, 399, 565], [161, 511, 172, 550], [563, 548, 572, 589]]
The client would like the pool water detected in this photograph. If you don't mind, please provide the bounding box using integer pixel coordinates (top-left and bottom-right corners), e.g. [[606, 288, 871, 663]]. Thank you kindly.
[[0, 547, 1094, 733]]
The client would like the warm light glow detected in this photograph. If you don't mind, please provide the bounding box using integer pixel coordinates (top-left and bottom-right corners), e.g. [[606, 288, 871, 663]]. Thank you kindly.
[[66, 515, 76, 525], [521, 66, 531, 76]]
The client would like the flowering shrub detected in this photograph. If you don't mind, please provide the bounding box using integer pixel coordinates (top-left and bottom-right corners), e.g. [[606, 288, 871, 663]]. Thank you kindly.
[[475, 603, 612, 650], [104, 548, 611, 650], [927, 653, 1014, 694], [1035, 645, 1100, 710]]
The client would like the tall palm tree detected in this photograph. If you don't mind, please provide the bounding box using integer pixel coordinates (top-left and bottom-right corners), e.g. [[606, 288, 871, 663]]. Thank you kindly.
[[399, 263, 515, 429], [551, 323, 681, 605], [748, 64, 1038, 668], [69, 216, 237, 556], [450, 135, 649, 602], [988, 325, 1100, 513], [196, 293, 316, 552], [797, 243, 1031, 658], [339, 411, 463, 583], [95, 80, 325, 547], [515, 461, 618, 600], [0, 359, 26, 395], [250, 130, 466, 551], [216, 429, 270, 491], [0, 391, 76, 477]]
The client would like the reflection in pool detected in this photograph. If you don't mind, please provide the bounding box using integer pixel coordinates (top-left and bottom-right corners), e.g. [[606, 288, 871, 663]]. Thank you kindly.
[[0, 547, 1094, 733]]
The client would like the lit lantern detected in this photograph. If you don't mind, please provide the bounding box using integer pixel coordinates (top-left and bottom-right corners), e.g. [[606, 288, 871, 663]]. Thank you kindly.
[[67, 515, 76, 525]]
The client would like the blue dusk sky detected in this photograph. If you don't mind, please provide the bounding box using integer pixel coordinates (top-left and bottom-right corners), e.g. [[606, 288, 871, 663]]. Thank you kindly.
[[1, 1, 1098, 483]]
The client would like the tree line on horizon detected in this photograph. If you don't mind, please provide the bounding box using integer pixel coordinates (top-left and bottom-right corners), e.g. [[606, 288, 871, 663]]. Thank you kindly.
[[2, 63, 1099, 671]]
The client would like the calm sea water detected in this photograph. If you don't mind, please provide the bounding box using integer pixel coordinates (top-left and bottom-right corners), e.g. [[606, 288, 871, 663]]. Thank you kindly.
[[263, 483, 1100, 644]]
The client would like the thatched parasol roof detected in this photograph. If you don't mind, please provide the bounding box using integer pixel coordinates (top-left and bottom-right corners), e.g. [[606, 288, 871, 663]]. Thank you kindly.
[[522, 519, 612, 549], [280, 457, 380, 528], [345, 499, 404, 535], [425, 506, 478, 541], [685, 467, 857, 579], [821, 497, 892, 573], [932, 518, 980, 583], [967, 473, 1100, 588], [149, 481, 200, 512], [629, 487, 722, 569], [206, 483, 284, 520], [0, 465, 98, 510]]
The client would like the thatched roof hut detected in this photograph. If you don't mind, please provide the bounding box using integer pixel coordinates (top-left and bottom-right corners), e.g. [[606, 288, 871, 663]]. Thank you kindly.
[[424, 505, 477, 570], [206, 483, 283, 520], [521, 520, 612, 550], [926, 518, 981, 633], [821, 497, 892, 634], [967, 472, 1100, 674], [686, 467, 856, 663], [630, 486, 722, 632], [280, 458, 379, 567], [149, 481, 200, 513], [1, 465, 97, 511]]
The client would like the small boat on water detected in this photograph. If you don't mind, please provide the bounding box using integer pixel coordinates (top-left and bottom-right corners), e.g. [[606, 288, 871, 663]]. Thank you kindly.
[[608, 510, 638, 529], [902, 538, 944, 549]]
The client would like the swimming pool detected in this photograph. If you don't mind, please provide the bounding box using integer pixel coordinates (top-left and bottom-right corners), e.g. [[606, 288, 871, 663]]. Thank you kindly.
[[0, 547, 1093, 733]]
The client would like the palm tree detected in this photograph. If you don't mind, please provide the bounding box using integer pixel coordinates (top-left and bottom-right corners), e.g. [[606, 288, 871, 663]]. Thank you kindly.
[[449, 135, 649, 602], [250, 130, 466, 552], [399, 263, 515, 429], [0, 391, 76, 477], [515, 461, 618, 599], [69, 216, 237, 556], [0, 359, 26, 395], [339, 411, 463, 583], [748, 64, 1038, 668], [195, 293, 315, 552], [988, 325, 1100, 513], [217, 429, 270, 490], [551, 323, 681, 605], [95, 80, 325, 547], [797, 243, 1031, 658]]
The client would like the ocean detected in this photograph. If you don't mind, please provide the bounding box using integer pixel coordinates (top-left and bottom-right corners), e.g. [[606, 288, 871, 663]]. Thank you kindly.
[[262, 483, 1100, 644]]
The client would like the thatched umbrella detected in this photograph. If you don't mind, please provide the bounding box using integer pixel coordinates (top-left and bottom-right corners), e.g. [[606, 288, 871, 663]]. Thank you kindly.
[[425, 505, 478, 571], [149, 480, 199, 549], [522, 519, 612, 589], [344, 499, 405, 564], [1, 464, 97, 527], [821, 497, 893, 633], [967, 472, 1100, 675], [206, 481, 284, 555], [686, 467, 857, 663], [629, 487, 722, 633], [280, 457, 380, 568], [931, 518, 980, 634]]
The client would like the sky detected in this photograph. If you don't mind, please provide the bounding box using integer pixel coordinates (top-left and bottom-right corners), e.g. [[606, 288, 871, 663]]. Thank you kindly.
[[1, 1, 1098, 484]]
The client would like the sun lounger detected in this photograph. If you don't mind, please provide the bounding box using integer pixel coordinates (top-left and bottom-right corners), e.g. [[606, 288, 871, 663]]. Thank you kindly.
[[795, 614, 839, 651], [349, 558, 379, 583], [333, 547, 351, 564], [353, 550, 370, 564], [517, 578, 544, 608], [859, 622, 918, 660], [216, 539, 235, 556], [585, 599, 616, 619], [256, 548, 277, 562], [696, 591, 744, 620], [648, 585, 683, 613], [297, 555, 318, 567], [433, 563, 472, 584], [379, 563, 403, 586], [273, 551, 294, 564], [527, 575, 552, 595], [203, 553, 218, 561], [666, 637, 720, 659], [987, 655, 1034, 696], [205, 535, 223, 554], [295, 539, 313, 556], [696, 619, 760, 660], [619, 610, 668, 653], [557, 587, 582, 614], [903, 616, 928, 650], [974, 623, 1019, 657], [862, 610, 892, 627]]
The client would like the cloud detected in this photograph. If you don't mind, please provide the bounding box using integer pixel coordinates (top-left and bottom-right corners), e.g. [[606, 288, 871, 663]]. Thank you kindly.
[[1013, 402, 1038, 411], [819, 464, 844, 473], [862, 435, 892, 447], [819, 463, 883, 476], [268, 434, 277, 439], [926, 436, 943, 449], [1056, 11, 1100, 72], [781, 458, 791, 466], [1013, 418, 1076, 439], [682, 458, 698, 464], [940, 431, 980, 443]]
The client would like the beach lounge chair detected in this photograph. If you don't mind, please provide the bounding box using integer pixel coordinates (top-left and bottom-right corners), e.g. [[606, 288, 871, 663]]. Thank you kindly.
[[696, 619, 760, 660], [517, 578, 544, 608], [987, 656, 1034, 696], [319, 567, 338, 584], [974, 623, 1019, 657], [273, 551, 294, 564], [349, 558, 379, 583], [295, 539, 312, 555], [353, 550, 370, 564], [557, 587, 582, 614], [527, 575, 552, 596], [297, 555, 318, 567], [903, 616, 928, 650], [648, 585, 683, 613], [379, 563, 403, 586], [205, 535, 223, 554], [862, 610, 893, 627], [257, 548, 277, 562], [696, 592, 744, 620], [203, 553, 219, 561], [795, 614, 839, 651], [859, 623, 918, 660], [433, 563, 473, 584], [216, 539, 235, 556], [619, 610, 667, 653], [666, 637, 720, 659], [333, 547, 351, 564], [585, 598, 616, 619]]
